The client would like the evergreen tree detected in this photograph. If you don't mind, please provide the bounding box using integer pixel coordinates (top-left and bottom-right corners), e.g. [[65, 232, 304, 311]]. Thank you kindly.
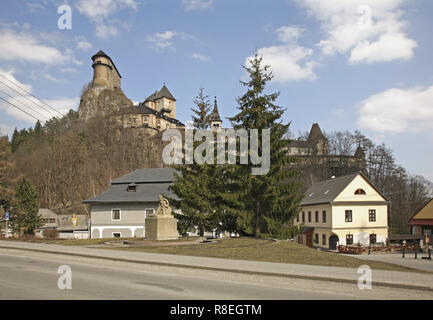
[[0, 136, 18, 206], [191, 87, 211, 129], [34, 120, 42, 136], [11, 177, 42, 235], [226, 53, 301, 237]]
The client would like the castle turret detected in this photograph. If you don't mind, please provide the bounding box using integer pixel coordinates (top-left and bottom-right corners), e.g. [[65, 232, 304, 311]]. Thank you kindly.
[[308, 123, 328, 155], [210, 97, 222, 131], [143, 84, 176, 118], [91, 50, 122, 89]]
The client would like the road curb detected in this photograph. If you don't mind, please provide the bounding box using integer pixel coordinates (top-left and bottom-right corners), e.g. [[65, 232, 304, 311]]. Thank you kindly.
[[1, 245, 433, 293]]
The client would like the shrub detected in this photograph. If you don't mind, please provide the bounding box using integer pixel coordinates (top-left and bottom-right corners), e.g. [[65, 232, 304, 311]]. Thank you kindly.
[[43, 229, 59, 239]]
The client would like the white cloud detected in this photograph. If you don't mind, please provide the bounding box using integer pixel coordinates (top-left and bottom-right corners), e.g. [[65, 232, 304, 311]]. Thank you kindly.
[[251, 25, 316, 83], [76, 0, 137, 39], [293, 0, 417, 64], [0, 123, 15, 138], [181, 0, 214, 11], [0, 29, 68, 65], [254, 45, 317, 82], [147, 31, 196, 51], [76, 40, 93, 51], [0, 69, 78, 124], [357, 85, 433, 135], [191, 53, 210, 61], [276, 26, 304, 43], [43, 74, 59, 82]]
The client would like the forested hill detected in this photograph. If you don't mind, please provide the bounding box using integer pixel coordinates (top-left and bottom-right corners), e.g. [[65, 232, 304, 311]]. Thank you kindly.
[[2, 109, 165, 212]]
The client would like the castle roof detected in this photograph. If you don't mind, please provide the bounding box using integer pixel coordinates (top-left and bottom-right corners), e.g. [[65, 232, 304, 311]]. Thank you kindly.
[[91, 50, 122, 78], [210, 97, 222, 123], [145, 85, 176, 102], [354, 146, 365, 158], [116, 104, 184, 127], [308, 123, 326, 141]]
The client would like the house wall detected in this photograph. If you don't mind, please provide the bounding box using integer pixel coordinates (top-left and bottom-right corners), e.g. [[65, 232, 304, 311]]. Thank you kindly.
[[90, 203, 157, 239]]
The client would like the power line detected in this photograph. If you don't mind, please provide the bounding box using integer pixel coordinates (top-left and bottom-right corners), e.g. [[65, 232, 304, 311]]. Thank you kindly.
[[0, 89, 50, 121], [0, 78, 59, 120], [0, 95, 84, 145], [0, 96, 42, 122], [0, 73, 64, 117]]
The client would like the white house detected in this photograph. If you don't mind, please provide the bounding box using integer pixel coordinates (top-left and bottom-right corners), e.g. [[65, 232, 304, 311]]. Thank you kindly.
[[294, 172, 389, 249]]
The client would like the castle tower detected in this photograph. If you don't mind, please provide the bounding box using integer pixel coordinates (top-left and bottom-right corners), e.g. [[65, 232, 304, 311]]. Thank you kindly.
[[144, 84, 176, 118], [91, 50, 122, 90], [308, 123, 328, 155], [210, 97, 222, 131]]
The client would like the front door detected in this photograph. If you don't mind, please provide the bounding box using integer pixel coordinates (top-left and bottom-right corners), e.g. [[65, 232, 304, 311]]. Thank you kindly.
[[329, 235, 339, 250]]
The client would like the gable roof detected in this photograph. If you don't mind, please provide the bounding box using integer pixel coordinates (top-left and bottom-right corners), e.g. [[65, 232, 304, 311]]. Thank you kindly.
[[116, 104, 185, 126], [155, 84, 176, 101], [410, 198, 433, 221], [300, 172, 388, 206], [111, 168, 176, 184]]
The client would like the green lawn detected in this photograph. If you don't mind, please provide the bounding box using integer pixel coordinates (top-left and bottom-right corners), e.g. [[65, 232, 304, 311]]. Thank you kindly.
[[110, 237, 427, 273]]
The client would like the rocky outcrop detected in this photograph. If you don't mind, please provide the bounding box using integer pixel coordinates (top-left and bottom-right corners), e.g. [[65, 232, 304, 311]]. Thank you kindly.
[[78, 87, 132, 121]]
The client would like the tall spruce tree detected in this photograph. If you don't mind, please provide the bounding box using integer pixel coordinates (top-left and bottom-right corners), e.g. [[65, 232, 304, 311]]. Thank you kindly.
[[226, 53, 301, 237], [191, 87, 211, 129], [11, 177, 42, 235]]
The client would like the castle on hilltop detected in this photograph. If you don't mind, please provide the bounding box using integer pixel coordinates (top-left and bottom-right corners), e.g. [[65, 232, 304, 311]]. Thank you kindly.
[[79, 50, 184, 135]]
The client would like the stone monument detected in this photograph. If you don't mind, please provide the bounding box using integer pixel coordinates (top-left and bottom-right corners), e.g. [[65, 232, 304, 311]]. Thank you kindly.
[[145, 195, 179, 240]]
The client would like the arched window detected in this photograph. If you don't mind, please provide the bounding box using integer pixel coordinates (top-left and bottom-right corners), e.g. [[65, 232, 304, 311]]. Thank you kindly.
[[354, 188, 366, 195]]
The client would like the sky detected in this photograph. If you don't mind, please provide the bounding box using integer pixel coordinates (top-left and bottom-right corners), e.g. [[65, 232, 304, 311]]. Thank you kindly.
[[0, 0, 432, 180]]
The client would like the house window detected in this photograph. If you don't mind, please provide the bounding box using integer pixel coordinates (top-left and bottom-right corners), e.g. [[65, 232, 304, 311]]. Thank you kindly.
[[314, 233, 319, 244], [369, 209, 376, 222], [145, 208, 154, 217], [142, 115, 148, 122], [322, 234, 326, 245], [354, 188, 366, 195], [322, 210, 326, 223], [296, 214, 299, 223], [113, 232, 121, 238], [315, 211, 319, 223], [345, 210, 352, 222], [308, 211, 312, 223], [346, 234, 353, 245], [127, 185, 136, 192], [302, 212, 305, 223], [370, 234, 376, 244], [112, 209, 121, 221]]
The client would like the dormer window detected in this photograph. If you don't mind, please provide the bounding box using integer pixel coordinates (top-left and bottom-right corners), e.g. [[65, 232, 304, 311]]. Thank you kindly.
[[127, 184, 137, 192], [354, 188, 366, 195]]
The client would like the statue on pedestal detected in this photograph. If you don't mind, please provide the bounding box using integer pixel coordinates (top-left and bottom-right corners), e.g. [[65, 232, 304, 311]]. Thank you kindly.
[[155, 195, 172, 217]]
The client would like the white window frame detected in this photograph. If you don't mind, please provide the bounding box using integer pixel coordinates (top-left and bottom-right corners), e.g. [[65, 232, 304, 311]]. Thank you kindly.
[[111, 208, 121, 221], [112, 232, 121, 238]]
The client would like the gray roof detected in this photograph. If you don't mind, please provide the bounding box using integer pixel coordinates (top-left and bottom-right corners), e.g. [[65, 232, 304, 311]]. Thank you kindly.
[[145, 85, 176, 102], [308, 123, 326, 141], [210, 97, 222, 122], [83, 182, 177, 204], [111, 168, 176, 184], [117, 104, 185, 126], [84, 168, 179, 204], [300, 172, 378, 206]]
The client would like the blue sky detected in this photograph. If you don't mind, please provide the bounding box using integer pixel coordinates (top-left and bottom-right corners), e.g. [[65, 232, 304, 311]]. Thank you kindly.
[[0, 0, 432, 180]]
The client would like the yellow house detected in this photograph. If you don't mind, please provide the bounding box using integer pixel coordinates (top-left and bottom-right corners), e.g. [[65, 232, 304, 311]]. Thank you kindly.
[[294, 172, 389, 249], [409, 198, 433, 237]]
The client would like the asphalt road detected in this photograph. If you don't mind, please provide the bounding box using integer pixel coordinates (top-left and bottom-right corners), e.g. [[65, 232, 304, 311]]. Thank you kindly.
[[0, 249, 431, 300]]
